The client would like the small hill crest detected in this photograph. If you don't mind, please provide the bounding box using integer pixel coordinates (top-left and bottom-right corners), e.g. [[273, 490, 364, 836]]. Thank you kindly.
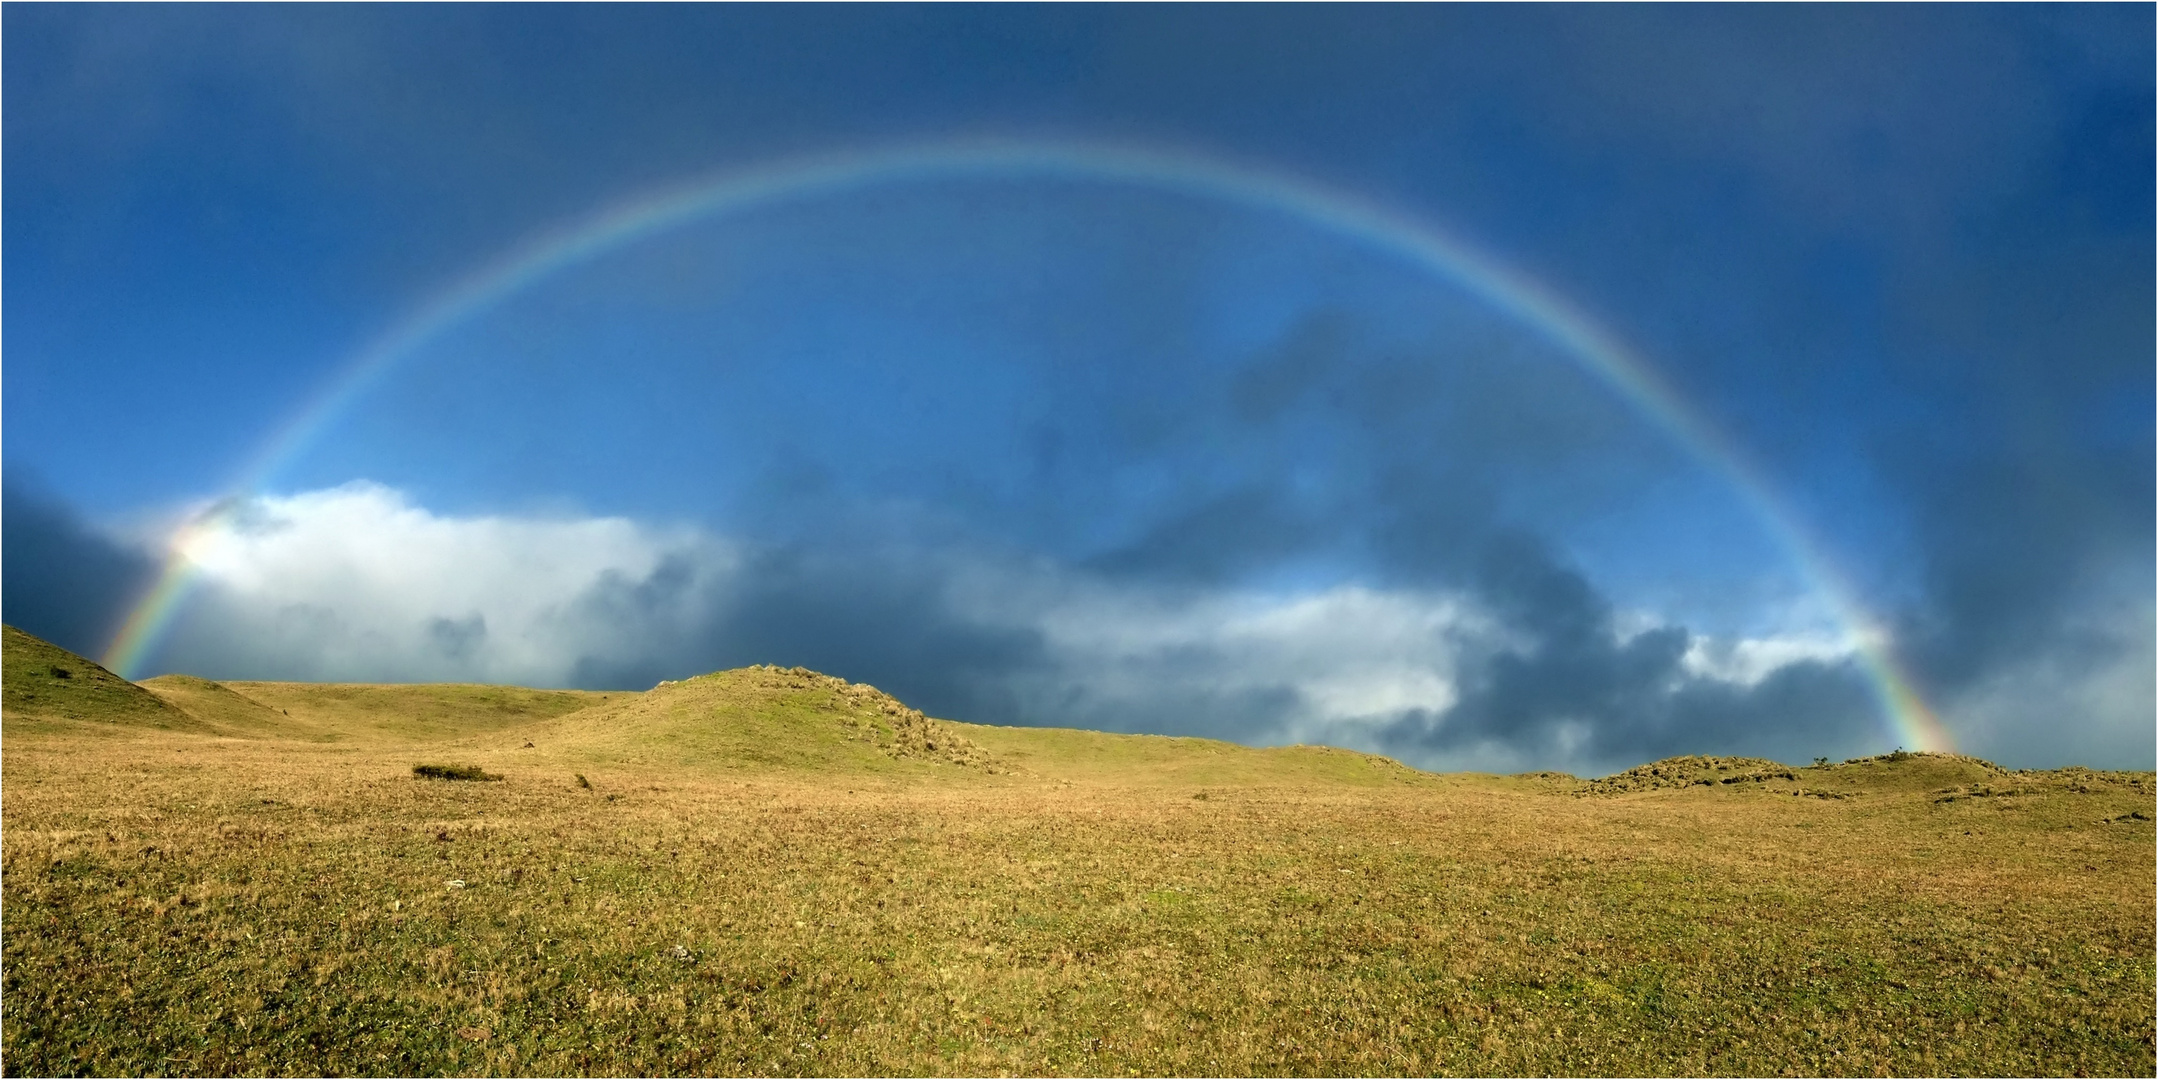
[[538, 663, 1001, 775], [138, 674, 300, 736], [1584, 754, 1796, 794], [1578, 750, 2023, 797], [708, 665, 994, 768]]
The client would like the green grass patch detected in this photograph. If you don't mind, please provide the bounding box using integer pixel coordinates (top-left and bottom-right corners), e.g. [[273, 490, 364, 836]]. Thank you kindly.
[[1, 624, 206, 733]]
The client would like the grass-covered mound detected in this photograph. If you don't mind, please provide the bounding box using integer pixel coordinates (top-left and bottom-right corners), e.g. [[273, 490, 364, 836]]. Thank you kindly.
[[1573, 752, 2050, 800], [523, 664, 1001, 776], [1581, 754, 1794, 793], [503, 663, 1426, 790], [1806, 749, 2012, 792]]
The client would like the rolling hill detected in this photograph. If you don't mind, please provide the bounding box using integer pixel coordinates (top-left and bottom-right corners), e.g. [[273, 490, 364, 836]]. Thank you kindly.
[[2, 623, 2150, 1076]]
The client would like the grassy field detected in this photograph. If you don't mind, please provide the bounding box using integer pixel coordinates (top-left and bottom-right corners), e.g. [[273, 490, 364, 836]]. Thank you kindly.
[[4, 627, 2152, 1076]]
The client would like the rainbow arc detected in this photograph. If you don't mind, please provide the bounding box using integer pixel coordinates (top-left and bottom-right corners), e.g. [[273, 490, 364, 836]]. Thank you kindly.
[[100, 138, 1953, 753]]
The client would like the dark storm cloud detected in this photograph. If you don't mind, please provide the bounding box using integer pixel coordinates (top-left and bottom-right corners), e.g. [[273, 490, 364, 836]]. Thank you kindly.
[[1089, 321, 1725, 760], [1084, 487, 1326, 584], [1863, 89, 2154, 765], [1, 473, 159, 659], [1074, 307, 1676, 592], [561, 546, 1050, 727], [1900, 453, 2147, 692], [1378, 535, 1877, 768], [550, 526, 1883, 771], [425, 614, 488, 663], [1891, 444, 2153, 765]]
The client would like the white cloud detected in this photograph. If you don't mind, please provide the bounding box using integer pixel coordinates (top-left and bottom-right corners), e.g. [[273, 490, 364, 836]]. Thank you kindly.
[[159, 482, 731, 686], [1012, 582, 1484, 746], [1679, 629, 1857, 686]]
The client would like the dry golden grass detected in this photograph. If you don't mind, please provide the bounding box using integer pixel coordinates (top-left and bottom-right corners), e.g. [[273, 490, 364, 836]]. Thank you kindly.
[[3, 634, 2153, 1076]]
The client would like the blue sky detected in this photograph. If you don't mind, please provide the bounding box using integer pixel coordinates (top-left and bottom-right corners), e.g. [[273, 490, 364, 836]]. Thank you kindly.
[[6, 6, 2150, 774]]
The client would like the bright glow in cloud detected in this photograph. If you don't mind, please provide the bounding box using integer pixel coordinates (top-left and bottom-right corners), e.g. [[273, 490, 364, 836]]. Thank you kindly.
[[159, 483, 730, 686], [1680, 630, 1858, 686], [1016, 583, 1486, 746]]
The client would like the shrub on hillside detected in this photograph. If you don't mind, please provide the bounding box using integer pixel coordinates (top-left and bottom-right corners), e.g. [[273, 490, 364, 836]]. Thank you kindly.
[[412, 763, 502, 782]]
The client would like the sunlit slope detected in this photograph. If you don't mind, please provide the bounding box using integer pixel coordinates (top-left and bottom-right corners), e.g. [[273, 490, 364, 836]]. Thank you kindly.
[[138, 675, 310, 738], [954, 720, 1430, 788], [220, 679, 614, 742], [1, 624, 206, 733], [1579, 751, 2016, 795]]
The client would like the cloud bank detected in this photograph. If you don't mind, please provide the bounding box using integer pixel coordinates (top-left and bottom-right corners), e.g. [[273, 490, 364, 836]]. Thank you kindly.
[[10, 479, 2050, 777]]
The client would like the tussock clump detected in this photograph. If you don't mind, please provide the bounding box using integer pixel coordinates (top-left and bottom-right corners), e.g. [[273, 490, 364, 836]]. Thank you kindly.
[[412, 763, 502, 782], [1585, 755, 1795, 795], [1515, 770, 1581, 784], [2037, 766, 2156, 794], [1934, 764, 2153, 803]]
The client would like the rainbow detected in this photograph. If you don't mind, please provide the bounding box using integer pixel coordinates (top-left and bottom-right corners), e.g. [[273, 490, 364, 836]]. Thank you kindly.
[[100, 137, 1953, 753]]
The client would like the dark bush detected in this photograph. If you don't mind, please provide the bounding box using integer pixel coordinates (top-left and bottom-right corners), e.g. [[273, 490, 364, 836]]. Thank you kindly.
[[413, 763, 502, 782]]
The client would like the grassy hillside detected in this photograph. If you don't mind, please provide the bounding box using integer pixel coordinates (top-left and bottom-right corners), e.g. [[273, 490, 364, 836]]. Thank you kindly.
[[139, 675, 311, 738], [959, 721, 1431, 789], [1, 624, 206, 733], [218, 679, 615, 743], [2, 626, 2151, 1076]]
